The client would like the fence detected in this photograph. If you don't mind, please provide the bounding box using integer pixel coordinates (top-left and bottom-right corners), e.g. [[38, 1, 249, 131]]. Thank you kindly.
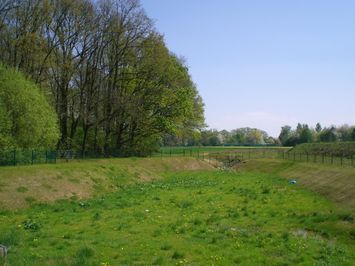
[[0, 150, 57, 166], [0, 149, 139, 166], [0, 148, 354, 168], [153, 148, 355, 168]]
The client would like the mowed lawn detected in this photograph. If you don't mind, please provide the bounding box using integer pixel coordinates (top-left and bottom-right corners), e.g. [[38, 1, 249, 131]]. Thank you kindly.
[[0, 169, 354, 265]]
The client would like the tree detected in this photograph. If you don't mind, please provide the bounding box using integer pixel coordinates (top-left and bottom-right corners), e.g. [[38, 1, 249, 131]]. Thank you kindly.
[[278, 125, 292, 145], [351, 128, 355, 141], [319, 127, 337, 142], [0, 64, 59, 149], [297, 124, 313, 144], [336, 124, 352, 141], [0, 0, 205, 155]]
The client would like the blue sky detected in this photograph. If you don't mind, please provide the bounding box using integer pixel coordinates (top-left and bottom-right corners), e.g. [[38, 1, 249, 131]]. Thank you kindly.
[[140, 0, 355, 137]]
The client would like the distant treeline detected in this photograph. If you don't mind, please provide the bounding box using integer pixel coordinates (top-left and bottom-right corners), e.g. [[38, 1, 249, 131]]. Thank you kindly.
[[164, 123, 355, 147], [164, 127, 278, 147], [0, 0, 204, 155], [279, 123, 355, 146]]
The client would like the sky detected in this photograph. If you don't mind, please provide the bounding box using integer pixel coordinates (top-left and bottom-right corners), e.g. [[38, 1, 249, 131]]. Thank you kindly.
[[140, 0, 355, 137]]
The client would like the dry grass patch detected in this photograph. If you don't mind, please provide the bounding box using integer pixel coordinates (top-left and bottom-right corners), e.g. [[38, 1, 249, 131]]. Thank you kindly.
[[0, 158, 213, 209]]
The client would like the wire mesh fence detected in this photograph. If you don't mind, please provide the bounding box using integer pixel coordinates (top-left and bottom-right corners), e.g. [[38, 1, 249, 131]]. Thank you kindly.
[[153, 148, 355, 168], [0, 148, 354, 167], [0, 150, 57, 166]]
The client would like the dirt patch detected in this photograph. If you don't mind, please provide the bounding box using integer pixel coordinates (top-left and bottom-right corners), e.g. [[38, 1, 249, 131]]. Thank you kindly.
[[0, 157, 215, 209]]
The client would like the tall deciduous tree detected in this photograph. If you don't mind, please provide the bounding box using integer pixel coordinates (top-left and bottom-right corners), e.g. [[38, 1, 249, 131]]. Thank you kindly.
[[0, 0, 205, 155]]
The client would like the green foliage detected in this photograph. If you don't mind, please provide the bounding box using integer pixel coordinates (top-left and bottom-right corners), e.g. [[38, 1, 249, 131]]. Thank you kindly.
[[0, 64, 59, 149], [279, 123, 355, 146], [0, 169, 354, 265], [292, 142, 355, 157], [170, 127, 278, 147], [0, 0, 205, 155]]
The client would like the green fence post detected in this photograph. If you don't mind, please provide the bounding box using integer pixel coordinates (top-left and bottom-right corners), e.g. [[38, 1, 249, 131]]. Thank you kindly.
[[31, 150, 34, 165], [331, 155, 333, 164], [45, 151, 48, 164], [54, 151, 57, 164], [340, 155, 343, 166], [13, 150, 16, 166]]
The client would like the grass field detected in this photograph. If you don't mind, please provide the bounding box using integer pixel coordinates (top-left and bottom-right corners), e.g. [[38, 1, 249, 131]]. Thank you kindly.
[[0, 158, 354, 265], [236, 159, 355, 211]]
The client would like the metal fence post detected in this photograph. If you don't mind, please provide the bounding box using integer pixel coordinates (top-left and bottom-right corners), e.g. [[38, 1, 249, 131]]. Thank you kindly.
[[13, 150, 16, 166], [31, 150, 34, 165]]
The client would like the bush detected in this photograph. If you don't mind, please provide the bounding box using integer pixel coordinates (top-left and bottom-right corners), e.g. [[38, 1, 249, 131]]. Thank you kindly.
[[0, 64, 59, 149]]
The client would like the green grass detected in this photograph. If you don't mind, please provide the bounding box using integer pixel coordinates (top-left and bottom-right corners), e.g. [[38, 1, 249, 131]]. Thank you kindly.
[[292, 142, 355, 157], [0, 169, 354, 265], [0, 157, 212, 209], [237, 158, 355, 211]]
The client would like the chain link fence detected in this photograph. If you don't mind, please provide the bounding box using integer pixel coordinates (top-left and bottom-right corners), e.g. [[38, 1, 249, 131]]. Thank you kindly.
[[0, 148, 354, 167]]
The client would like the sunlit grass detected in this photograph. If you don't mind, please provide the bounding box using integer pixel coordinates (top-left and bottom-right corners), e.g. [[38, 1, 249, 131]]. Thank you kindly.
[[0, 170, 354, 265]]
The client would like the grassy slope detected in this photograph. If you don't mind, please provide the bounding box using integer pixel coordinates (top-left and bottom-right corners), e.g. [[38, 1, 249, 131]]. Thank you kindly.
[[291, 142, 355, 157], [236, 159, 355, 212], [0, 158, 213, 210], [0, 170, 354, 265]]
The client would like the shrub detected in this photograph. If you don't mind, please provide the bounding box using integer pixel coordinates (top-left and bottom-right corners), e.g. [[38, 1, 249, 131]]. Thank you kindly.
[[0, 64, 59, 149]]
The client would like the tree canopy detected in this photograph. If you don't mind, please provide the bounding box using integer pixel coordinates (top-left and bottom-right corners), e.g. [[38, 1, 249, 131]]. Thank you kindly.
[[0, 0, 205, 155], [0, 64, 59, 149]]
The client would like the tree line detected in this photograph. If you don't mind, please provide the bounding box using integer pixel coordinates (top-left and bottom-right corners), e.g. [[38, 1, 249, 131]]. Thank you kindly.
[[164, 127, 278, 147], [278, 123, 355, 146], [0, 0, 204, 155], [166, 123, 355, 147]]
